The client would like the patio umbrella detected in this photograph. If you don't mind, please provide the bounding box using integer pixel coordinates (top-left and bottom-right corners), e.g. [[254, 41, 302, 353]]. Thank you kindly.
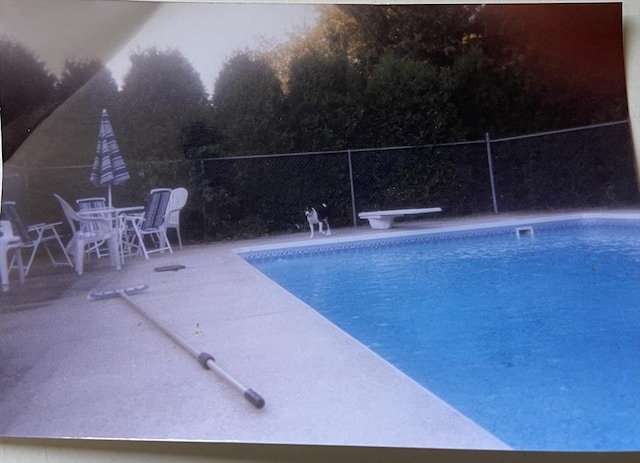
[[90, 108, 130, 208]]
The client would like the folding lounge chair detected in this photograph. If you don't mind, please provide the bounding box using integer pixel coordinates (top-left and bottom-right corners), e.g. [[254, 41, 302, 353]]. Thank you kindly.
[[165, 187, 188, 249], [54, 194, 121, 275], [0, 219, 25, 291], [122, 188, 173, 259], [0, 201, 73, 276]]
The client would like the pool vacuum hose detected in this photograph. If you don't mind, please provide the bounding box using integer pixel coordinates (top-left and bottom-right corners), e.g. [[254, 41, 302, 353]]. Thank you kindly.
[[88, 284, 265, 409]]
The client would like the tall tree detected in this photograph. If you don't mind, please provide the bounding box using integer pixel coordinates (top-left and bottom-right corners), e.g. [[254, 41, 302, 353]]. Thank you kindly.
[[55, 58, 116, 104], [212, 52, 288, 155], [285, 51, 364, 151], [270, 5, 480, 76], [47, 59, 120, 167], [448, 46, 545, 139], [338, 4, 482, 67], [0, 37, 55, 126], [359, 54, 459, 147], [0, 37, 56, 161], [259, 5, 366, 91], [117, 47, 208, 194], [120, 48, 207, 161], [476, 3, 628, 125], [121, 48, 207, 114]]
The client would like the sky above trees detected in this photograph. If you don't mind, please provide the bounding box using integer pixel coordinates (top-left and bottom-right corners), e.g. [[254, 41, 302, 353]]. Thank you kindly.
[[0, 1, 627, 101], [0, 0, 319, 96]]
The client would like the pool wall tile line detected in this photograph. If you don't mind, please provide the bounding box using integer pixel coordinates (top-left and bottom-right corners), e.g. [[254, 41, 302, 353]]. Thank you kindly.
[[236, 212, 640, 261]]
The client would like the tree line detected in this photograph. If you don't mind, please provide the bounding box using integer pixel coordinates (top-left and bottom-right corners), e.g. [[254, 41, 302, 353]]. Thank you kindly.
[[1, 3, 636, 240]]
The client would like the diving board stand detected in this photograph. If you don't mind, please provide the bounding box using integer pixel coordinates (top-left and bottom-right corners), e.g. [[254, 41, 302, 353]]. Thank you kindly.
[[358, 207, 442, 229]]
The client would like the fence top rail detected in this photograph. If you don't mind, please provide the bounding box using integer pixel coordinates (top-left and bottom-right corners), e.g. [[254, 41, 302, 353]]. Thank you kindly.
[[195, 139, 488, 163], [490, 120, 628, 143], [194, 119, 628, 161]]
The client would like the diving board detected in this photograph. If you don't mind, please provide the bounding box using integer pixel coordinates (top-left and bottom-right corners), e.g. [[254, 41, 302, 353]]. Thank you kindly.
[[358, 207, 442, 230]]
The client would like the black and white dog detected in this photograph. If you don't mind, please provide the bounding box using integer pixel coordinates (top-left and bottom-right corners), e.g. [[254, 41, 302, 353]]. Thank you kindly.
[[305, 203, 331, 238]]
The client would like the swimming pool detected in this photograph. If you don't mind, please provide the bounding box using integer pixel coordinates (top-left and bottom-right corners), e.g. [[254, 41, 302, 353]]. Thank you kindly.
[[240, 217, 640, 451]]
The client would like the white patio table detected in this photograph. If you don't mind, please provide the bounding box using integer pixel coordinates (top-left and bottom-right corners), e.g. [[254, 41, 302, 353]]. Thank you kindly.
[[78, 205, 144, 265]]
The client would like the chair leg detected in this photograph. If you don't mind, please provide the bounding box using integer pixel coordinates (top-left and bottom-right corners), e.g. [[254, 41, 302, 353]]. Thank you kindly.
[[158, 229, 173, 254], [75, 239, 85, 275], [2, 247, 25, 291], [119, 227, 132, 259], [107, 232, 121, 270], [57, 235, 73, 267], [162, 229, 173, 254], [15, 249, 25, 284], [136, 229, 150, 260], [24, 228, 71, 276], [24, 238, 41, 276], [1, 245, 10, 291], [49, 229, 73, 267], [43, 242, 73, 268], [118, 229, 126, 266]]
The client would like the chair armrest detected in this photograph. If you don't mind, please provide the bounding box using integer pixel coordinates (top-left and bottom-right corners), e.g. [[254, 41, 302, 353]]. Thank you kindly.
[[28, 222, 63, 232], [78, 208, 114, 217], [122, 213, 144, 221], [76, 216, 114, 232], [78, 216, 111, 223], [121, 214, 144, 228], [116, 206, 145, 213]]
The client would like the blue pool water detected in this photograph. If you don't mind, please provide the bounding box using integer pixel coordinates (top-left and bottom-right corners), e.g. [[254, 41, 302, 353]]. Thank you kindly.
[[242, 220, 640, 451]]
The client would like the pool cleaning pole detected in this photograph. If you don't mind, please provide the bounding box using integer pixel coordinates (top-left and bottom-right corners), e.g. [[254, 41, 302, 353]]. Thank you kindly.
[[88, 285, 265, 409]]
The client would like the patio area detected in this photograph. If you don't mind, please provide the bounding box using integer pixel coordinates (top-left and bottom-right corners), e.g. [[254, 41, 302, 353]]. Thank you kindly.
[[11, 209, 637, 449], [3, 208, 639, 449], [3, 206, 639, 450], [0, 213, 520, 450]]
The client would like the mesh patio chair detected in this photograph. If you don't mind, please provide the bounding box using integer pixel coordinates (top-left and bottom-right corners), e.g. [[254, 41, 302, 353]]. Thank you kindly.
[[0, 201, 73, 276], [122, 188, 173, 260], [54, 194, 121, 275], [76, 197, 107, 210], [0, 219, 25, 291], [165, 188, 188, 249], [76, 197, 108, 259]]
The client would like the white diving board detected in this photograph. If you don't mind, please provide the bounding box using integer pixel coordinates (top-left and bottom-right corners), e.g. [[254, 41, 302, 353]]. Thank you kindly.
[[358, 207, 442, 229]]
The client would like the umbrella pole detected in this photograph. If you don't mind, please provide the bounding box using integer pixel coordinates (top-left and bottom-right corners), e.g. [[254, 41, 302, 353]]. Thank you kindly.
[[108, 184, 113, 209]]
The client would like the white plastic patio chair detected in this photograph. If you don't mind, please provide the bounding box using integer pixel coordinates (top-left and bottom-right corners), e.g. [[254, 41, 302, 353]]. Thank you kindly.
[[0, 201, 73, 276], [54, 194, 121, 275], [122, 188, 173, 260], [76, 197, 108, 259], [0, 219, 25, 291], [165, 187, 188, 249]]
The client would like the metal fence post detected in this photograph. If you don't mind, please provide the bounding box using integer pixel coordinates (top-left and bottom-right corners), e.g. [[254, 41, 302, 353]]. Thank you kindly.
[[200, 159, 207, 239], [485, 132, 499, 214], [347, 149, 357, 227]]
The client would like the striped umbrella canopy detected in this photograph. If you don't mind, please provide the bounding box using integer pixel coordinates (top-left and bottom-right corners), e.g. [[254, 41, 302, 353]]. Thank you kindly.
[[90, 108, 130, 207]]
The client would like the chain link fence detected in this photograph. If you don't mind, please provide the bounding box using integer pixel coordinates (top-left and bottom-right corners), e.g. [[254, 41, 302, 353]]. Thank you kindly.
[[490, 121, 637, 211], [4, 120, 638, 242]]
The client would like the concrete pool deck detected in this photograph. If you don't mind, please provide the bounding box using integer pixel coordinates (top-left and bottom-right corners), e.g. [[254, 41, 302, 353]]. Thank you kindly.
[[1, 210, 637, 449]]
